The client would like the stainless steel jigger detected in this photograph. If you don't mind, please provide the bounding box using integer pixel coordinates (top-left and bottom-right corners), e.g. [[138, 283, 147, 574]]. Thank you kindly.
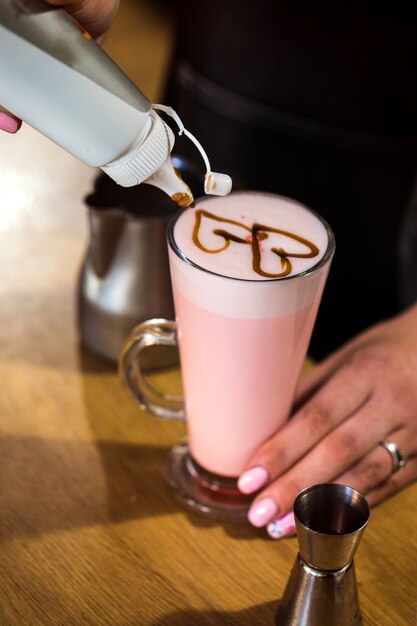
[[276, 483, 370, 626]]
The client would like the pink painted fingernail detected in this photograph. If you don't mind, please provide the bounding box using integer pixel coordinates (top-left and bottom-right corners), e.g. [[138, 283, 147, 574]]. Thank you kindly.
[[238, 466, 269, 494], [267, 511, 296, 539], [248, 497, 279, 527], [0, 113, 19, 133]]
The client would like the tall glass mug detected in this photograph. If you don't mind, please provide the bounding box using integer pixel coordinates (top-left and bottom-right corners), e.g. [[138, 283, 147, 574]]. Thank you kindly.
[[120, 192, 335, 520]]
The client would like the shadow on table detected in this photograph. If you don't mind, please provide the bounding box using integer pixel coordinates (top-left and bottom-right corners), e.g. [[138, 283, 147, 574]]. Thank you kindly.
[[77, 343, 117, 373], [150, 600, 278, 625], [0, 435, 179, 541], [0, 346, 271, 542], [0, 435, 266, 543], [77, 347, 268, 543]]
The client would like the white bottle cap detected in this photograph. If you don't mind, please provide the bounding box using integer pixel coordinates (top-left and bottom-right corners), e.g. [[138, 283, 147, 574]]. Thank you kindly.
[[101, 111, 174, 187], [204, 172, 233, 196]]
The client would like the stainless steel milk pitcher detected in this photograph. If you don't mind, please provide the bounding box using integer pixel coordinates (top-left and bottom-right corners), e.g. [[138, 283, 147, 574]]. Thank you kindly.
[[77, 173, 176, 366]]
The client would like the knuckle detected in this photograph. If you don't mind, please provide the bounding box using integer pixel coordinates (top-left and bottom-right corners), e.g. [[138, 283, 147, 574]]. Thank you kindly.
[[331, 431, 358, 462], [303, 404, 332, 437], [259, 438, 289, 472], [347, 348, 385, 377], [339, 430, 358, 453], [279, 477, 306, 506], [349, 344, 392, 379], [353, 459, 386, 485]]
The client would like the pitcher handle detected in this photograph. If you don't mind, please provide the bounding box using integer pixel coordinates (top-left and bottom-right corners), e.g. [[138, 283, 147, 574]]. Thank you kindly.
[[119, 318, 185, 420]]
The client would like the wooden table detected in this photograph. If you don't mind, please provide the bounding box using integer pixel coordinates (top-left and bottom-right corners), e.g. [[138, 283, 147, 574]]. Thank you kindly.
[[1, 3, 416, 625]]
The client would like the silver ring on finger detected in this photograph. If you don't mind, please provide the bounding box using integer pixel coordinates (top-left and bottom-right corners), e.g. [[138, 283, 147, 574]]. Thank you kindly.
[[378, 440, 408, 474]]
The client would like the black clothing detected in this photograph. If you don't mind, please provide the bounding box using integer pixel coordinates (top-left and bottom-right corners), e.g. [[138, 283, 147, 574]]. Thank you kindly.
[[164, 2, 417, 358]]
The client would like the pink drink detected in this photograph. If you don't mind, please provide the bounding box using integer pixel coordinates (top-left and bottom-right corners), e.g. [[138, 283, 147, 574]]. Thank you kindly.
[[168, 192, 333, 477]]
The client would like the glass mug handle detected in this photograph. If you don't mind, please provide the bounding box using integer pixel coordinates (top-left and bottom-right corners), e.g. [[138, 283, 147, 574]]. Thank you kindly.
[[119, 318, 185, 420]]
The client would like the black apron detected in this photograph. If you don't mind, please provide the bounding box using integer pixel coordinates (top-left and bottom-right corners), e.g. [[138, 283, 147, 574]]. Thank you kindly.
[[163, 1, 417, 358]]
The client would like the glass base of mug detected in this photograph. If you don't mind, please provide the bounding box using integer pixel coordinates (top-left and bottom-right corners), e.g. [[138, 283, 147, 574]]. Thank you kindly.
[[166, 441, 253, 521]]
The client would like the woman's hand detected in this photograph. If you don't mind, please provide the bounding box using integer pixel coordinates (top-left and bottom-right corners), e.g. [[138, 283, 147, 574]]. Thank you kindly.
[[238, 303, 417, 538], [0, 0, 119, 133]]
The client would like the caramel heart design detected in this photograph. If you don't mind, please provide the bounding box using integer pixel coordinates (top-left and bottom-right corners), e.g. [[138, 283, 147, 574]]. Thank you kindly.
[[192, 210, 319, 277], [192, 209, 251, 253], [251, 224, 319, 278]]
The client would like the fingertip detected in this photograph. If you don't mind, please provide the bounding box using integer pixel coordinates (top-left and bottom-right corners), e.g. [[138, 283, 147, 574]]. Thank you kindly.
[[267, 511, 296, 539], [0, 113, 20, 134], [238, 466, 270, 494], [247, 497, 279, 527]]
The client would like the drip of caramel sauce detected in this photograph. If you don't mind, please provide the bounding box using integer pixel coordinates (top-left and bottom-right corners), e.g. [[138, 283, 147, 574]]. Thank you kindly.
[[171, 168, 194, 207], [172, 192, 194, 207], [192, 209, 319, 278]]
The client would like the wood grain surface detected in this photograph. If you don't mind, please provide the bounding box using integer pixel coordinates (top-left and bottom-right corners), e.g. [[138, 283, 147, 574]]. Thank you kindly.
[[0, 1, 416, 624]]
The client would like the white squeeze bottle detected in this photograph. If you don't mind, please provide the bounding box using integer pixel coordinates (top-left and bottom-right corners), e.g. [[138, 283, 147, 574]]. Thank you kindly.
[[0, 0, 232, 204]]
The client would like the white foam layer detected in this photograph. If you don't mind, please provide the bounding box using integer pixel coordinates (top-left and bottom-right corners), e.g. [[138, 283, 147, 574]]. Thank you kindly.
[[169, 193, 334, 319]]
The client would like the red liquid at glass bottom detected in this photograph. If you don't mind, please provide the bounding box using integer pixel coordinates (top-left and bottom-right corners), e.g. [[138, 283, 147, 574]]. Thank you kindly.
[[166, 441, 254, 520]]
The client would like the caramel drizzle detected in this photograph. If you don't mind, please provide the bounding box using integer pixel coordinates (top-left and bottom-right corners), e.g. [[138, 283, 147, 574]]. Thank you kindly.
[[192, 209, 319, 278], [172, 192, 194, 208]]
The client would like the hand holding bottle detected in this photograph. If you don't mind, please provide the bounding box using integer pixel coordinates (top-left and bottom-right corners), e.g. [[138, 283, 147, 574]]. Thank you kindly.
[[0, 0, 225, 200], [0, 0, 119, 133]]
